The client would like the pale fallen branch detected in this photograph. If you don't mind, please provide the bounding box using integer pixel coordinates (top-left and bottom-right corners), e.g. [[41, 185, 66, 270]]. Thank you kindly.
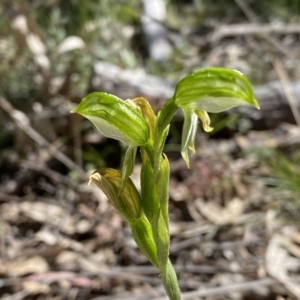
[[212, 23, 300, 41], [91, 61, 173, 101], [156, 277, 281, 300], [272, 56, 300, 126], [1, 290, 30, 300], [21, 160, 85, 192], [91, 61, 300, 124], [95, 277, 295, 300]]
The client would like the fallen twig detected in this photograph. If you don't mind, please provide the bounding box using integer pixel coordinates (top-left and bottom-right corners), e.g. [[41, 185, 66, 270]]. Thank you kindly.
[[212, 23, 300, 41], [0, 96, 87, 180], [21, 160, 85, 192], [1, 290, 30, 300], [156, 277, 281, 300], [272, 56, 300, 127]]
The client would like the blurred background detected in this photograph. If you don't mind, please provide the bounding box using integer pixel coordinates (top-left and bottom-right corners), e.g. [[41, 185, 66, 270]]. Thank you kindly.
[[1, 0, 300, 299]]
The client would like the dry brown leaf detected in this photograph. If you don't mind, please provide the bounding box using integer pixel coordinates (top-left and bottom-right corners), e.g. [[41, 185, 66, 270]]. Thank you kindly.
[[56, 249, 116, 273], [211, 273, 262, 299], [169, 180, 191, 202], [56, 251, 80, 271], [282, 238, 300, 259], [292, 232, 300, 244], [0, 259, 7, 275], [19, 201, 77, 234], [35, 228, 84, 251], [76, 219, 93, 234], [6, 256, 49, 276], [94, 224, 115, 243], [195, 197, 244, 225], [266, 231, 300, 298], [22, 281, 51, 294], [1, 202, 21, 222]]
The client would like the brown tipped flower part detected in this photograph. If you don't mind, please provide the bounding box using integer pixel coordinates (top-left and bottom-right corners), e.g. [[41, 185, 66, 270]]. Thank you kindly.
[[89, 168, 142, 222]]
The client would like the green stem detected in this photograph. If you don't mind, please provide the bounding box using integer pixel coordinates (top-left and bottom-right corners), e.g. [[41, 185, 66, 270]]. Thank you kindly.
[[156, 97, 178, 132], [153, 98, 177, 178], [161, 259, 181, 300], [142, 141, 155, 167], [156, 155, 170, 231], [139, 98, 181, 299]]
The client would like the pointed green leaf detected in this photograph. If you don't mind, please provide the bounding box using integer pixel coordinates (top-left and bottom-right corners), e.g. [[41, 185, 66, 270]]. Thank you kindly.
[[153, 208, 169, 270], [156, 155, 170, 230], [130, 216, 159, 268], [140, 160, 160, 223], [156, 155, 170, 207]]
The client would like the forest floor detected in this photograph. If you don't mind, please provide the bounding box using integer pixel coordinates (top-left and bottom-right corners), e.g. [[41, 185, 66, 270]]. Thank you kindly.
[[1, 1, 300, 299]]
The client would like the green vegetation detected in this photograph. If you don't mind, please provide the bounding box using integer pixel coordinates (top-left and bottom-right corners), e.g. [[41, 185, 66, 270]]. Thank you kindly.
[[72, 67, 259, 299], [269, 149, 300, 194]]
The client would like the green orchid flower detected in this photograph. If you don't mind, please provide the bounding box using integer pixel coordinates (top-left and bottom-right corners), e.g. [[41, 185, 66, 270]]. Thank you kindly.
[[72, 67, 260, 300], [173, 68, 260, 167], [72, 92, 150, 147]]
